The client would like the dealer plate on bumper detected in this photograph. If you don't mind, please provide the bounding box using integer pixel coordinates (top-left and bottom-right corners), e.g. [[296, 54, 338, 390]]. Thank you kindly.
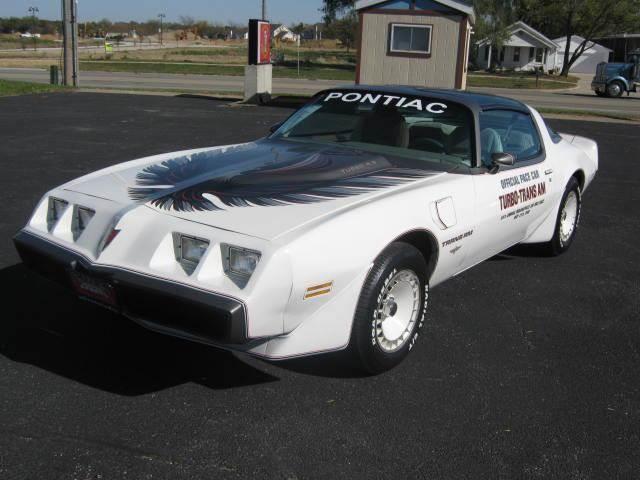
[[69, 270, 118, 309]]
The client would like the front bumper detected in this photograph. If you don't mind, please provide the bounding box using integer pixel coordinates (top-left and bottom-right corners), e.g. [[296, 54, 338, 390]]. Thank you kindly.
[[591, 81, 605, 93], [13, 230, 250, 346]]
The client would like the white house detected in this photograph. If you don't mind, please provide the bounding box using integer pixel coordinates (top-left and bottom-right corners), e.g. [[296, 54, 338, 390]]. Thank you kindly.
[[553, 36, 612, 74], [272, 25, 300, 43], [477, 21, 558, 72]]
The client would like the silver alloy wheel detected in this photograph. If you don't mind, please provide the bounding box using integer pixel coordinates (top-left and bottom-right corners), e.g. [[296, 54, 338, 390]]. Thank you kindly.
[[560, 191, 578, 245], [607, 82, 622, 97], [374, 270, 421, 353]]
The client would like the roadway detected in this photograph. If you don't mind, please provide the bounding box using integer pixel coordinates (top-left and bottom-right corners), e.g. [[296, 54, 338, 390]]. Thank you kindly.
[[0, 66, 340, 96], [1, 66, 640, 114]]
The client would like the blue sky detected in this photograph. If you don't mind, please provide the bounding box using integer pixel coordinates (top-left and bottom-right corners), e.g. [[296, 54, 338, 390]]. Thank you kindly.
[[2, 0, 325, 25]]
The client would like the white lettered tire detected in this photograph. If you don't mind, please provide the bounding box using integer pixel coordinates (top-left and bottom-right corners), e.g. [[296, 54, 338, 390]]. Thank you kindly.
[[350, 242, 429, 374], [546, 177, 582, 256]]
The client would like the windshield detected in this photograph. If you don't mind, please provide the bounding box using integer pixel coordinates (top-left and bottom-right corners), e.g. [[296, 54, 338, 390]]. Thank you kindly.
[[271, 91, 474, 168]]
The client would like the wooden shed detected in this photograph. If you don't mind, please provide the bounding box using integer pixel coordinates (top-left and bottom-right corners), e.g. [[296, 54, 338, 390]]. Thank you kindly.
[[355, 0, 475, 89]]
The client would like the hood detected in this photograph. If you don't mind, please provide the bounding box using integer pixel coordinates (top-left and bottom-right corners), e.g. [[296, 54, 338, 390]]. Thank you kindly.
[[63, 139, 448, 240]]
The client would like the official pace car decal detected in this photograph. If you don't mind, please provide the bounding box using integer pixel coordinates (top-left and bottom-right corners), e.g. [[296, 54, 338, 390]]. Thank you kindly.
[[499, 169, 547, 221], [128, 146, 435, 212]]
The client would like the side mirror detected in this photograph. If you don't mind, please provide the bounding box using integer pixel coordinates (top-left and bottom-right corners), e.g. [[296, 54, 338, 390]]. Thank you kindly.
[[269, 122, 283, 134], [490, 152, 515, 171]]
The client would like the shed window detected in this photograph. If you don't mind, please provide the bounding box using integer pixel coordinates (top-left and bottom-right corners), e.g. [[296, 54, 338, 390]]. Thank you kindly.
[[389, 24, 432, 54]]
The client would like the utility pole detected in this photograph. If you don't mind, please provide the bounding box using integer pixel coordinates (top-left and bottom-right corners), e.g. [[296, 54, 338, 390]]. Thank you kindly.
[[62, 0, 79, 86], [28, 6, 39, 51], [261, 0, 267, 20], [158, 13, 166, 46]]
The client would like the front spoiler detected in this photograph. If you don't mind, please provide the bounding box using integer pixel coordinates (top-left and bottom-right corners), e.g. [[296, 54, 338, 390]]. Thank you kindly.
[[13, 230, 251, 346]]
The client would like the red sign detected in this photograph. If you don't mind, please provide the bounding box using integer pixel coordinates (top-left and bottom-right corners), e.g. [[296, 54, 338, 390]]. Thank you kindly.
[[258, 21, 271, 65], [249, 19, 271, 65]]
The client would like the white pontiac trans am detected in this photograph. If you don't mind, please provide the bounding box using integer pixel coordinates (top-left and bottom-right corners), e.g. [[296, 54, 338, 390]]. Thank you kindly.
[[14, 87, 598, 373]]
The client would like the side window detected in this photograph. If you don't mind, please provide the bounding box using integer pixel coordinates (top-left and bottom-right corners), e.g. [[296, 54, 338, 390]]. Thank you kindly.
[[479, 110, 542, 166], [546, 123, 563, 144]]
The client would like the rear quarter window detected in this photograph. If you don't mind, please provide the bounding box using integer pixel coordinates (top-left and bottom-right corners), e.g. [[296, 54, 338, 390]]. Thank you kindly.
[[546, 123, 563, 144]]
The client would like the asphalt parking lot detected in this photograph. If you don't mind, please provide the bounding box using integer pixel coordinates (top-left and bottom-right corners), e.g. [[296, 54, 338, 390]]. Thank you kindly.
[[0, 92, 638, 479]]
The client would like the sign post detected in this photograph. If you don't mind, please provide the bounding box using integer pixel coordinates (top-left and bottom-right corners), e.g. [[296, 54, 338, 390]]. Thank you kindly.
[[244, 19, 272, 104]]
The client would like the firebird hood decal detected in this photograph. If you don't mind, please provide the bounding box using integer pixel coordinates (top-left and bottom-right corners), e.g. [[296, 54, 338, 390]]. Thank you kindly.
[[128, 142, 437, 213]]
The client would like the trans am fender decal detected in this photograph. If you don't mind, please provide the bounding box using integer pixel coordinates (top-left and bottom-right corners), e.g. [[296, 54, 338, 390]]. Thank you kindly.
[[129, 148, 435, 212]]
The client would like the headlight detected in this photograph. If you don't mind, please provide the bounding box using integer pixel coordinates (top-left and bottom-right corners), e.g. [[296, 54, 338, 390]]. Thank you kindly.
[[72, 206, 95, 240], [47, 197, 69, 231], [181, 235, 210, 265], [174, 234, 210, 274], [228, 247, 261, 276], [222, 244, 261, 285]]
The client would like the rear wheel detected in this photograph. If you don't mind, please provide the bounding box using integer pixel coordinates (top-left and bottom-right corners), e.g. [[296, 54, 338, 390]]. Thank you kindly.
[[350, 242, 428, 374], [606, 81, 624, 98], [544, 177, 581, 256]]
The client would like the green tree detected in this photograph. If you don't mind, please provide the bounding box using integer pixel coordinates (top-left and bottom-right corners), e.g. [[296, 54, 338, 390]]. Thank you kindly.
[[291, 22, 305, 36], [521, 0, 640, 75], [472, 0, 517, 69], [326, 12, 358, 51], [322, 0, 354, 24]]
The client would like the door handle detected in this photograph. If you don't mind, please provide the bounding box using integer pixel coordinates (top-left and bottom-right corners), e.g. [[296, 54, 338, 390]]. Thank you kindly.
[[545, 169, 553, 175]]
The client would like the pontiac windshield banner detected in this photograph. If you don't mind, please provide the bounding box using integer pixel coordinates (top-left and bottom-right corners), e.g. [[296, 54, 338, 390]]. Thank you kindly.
[[324, 92, 448, 114]]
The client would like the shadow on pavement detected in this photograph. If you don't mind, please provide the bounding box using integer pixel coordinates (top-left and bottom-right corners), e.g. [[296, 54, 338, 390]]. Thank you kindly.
[[176, 93, 311, 109], [0, 263, 279, 395], [487, 243, 554, 261], [275, 350, 367, 379]]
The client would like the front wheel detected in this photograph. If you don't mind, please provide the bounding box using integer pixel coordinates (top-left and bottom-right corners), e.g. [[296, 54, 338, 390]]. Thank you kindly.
[[606, 81, 624, 98], [544, 177, 581, 256], [350, 242, 428, 374]]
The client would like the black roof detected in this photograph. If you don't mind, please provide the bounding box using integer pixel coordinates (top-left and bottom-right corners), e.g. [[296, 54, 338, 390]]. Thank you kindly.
[[327, 84, 530, 113]]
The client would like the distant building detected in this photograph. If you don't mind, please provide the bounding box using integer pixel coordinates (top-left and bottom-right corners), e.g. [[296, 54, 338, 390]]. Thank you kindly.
[[597, 34, 640, 62], [553, 36, 612, 74], [355, 0, 475, 90], [272, 25, 300, 43], [476, 21, 558, 72]]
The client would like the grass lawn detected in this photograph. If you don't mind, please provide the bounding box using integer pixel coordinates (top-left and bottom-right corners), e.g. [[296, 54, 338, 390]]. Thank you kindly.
[[468, 71, 578, 90], [468, 74, 577, 90], [0, 79, 68, 96], [0, 35, 58, 50], [79, 61, 356, 81], [537, 107, 640, 123]]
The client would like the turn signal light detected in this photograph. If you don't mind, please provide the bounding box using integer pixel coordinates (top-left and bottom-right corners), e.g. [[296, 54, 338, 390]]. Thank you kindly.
[[100, 228, 120, 252]]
